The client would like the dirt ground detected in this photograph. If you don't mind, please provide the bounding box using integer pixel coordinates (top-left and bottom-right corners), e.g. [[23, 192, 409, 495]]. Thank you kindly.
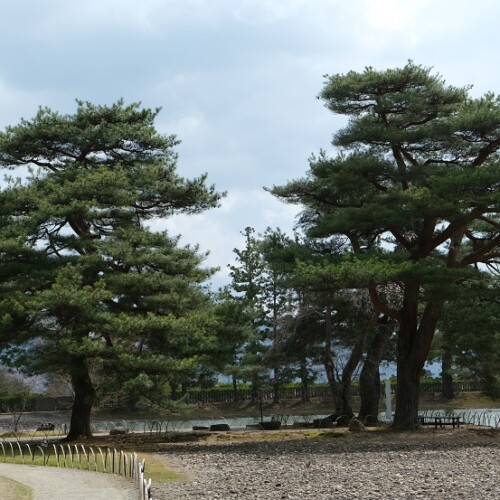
[[66, 423, 500, 454]]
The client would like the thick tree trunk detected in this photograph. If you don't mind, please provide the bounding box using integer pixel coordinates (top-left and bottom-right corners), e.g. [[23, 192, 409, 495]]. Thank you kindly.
[[336, 382, 354, 418], [393, 292, 441, 430], [442, 371, 454, 400], [359, 369, 381, 423], [358, 324, 393, 422], [393, 346, 422, 430], [336, 330, 369, 418], [65, 357, 95, 440]]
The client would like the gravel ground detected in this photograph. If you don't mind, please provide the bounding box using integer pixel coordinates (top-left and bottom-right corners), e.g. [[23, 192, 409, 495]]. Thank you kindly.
[[151, 429, 500, 500], [0, 463, 138, 499]]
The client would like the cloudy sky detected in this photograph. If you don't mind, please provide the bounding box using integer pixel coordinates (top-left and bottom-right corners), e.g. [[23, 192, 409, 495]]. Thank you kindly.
[[1, 0, 499, 288]]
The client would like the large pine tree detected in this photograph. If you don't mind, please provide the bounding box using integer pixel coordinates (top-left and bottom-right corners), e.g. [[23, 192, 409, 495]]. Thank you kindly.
[[271, 62, 500, 429], [0, 100, 222, 439]]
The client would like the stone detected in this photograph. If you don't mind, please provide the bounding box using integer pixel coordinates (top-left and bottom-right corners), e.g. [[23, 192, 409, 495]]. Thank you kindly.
[[259, 421, 281, 430], [348, 418, 365, 432], [209, 423, 230, 431], [314, 414, 337, 428], [335, 415, 350, 427], [109, 426, 129, 435]]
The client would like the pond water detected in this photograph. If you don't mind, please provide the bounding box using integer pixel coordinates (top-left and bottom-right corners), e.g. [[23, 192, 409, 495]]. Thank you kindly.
[[90, 407, 500, 432], [1, 408, 498, 435]]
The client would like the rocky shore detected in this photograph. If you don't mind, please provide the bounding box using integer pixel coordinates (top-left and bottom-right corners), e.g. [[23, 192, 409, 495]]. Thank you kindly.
[[151, 428, 500, 499]]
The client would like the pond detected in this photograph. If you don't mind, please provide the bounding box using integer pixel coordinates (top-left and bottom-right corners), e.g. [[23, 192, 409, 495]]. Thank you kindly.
[[90, 408, 500, 433]]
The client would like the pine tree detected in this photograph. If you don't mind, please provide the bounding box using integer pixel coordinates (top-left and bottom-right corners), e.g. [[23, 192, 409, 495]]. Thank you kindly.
[[228, 227, 269, 402], [0, 100, 222, 439], [271, 62, 500, 429]]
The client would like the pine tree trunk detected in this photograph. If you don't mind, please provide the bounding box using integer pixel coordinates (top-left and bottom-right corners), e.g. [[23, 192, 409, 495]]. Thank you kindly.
[[336, 330, 368, 418], [393, 291, 441, 430], [336, 381, 354, 418], [273, 368, 281, 403], [324, 350, 336, 402], [442, 370, 454, 400], [359, 368, 381, 423], [323, 304, 338, 404], [65, 357, 95, 440], [358, 325, 393, 422], [300, 362, 310, 403], [393, 347, 422, 430]]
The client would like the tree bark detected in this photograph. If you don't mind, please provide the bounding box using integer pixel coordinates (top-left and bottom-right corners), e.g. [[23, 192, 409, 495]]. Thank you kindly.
[[273, 367, 281, 403], [393, 290, 442, 430], [442, 370, 454, 400], [336, 381, 354, 418], [358, 324, 393, 422], [336, 330, 368, 418], [359, 368, 381, 423], [300, 362, 310, 403], [393, 327, 422, 431], [65, 356, 95, 440], [323, 303, 338, 403]]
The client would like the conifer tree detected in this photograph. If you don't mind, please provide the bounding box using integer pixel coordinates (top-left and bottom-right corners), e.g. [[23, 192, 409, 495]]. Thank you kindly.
[[271, 62, 500, 429], [0, 100, 222, 439]]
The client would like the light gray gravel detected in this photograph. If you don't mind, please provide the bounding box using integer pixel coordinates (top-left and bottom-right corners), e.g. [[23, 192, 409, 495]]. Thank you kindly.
[[0, 463, 138, 499], [151, 430, 500, 499]]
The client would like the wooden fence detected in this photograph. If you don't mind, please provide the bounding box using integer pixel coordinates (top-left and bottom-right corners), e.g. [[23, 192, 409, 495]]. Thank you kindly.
[[0, 441, 153, 499], [184, 380, 485, 404]]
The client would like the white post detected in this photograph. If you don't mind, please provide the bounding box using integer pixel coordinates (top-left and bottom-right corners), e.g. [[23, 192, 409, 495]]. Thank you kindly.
[[383, 361, 393, 423]]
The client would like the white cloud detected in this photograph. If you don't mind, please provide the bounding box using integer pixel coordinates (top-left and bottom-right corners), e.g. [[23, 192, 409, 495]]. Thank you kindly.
[[1, 0, 499, 290], [364, 0, 426, 31], [149, 188, 299, 288], [23, 0, 217, 37]]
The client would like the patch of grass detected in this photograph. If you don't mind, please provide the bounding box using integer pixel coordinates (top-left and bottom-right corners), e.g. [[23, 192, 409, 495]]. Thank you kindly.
[[138, 452, 187, 483], [258, 432, 290, 440], [303, 430, 343, 439], [1, 444, 186, 484], [0, 431, 65, 439], [0, 475, 33, 500], [419, 391, 500, 410]]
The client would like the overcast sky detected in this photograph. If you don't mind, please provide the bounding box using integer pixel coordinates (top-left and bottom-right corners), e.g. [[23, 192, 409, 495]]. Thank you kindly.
[[1, 0, 499, 288]]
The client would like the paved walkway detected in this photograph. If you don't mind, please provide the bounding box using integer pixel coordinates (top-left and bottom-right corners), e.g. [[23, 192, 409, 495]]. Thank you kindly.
[[0, 463, 137, 499]]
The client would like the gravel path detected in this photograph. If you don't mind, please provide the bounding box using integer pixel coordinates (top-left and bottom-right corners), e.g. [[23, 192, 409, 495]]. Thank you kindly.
[[0, 463, 137, 499], [151, 429, 500, 499]]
